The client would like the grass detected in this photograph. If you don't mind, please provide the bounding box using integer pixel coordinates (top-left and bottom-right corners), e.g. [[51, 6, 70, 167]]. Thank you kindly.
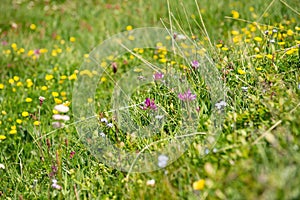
[[0, 0, 300, 199]]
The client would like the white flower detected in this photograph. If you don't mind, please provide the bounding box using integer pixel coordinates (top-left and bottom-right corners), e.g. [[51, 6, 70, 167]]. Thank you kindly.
[[100, 118, 108, 123], [155, 115, 164, 119], [158, 154, 169, 168], [51, 179, 62, 190], [241, 86, 248, 92], [0, 163, 5, 169], [107, 123, 113, 128], [54, 104, 69, 113], [52, 121, 65, 128], [53, 114, 70, 121], [99, 132, 106, 137], [146, 179, 155, 186], [39, 96, 46, 101], [215, 100, 227, 110]]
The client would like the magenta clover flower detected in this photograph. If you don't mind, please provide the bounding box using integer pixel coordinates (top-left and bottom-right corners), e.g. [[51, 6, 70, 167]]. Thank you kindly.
[[191, 60, 199, 69], [141, 98, 157, 110], [153, 72, 164, 80], [178, 89, 196, 101]]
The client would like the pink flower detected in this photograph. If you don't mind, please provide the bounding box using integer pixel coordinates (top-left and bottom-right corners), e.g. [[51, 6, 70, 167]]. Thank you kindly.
[[153, 72, 164, 80], [141, 98, 157, 110], [191, 60, 199, 69], [52, 114, 70, 121], [54, 104, 69, 113], [178, 89, 196, 101]]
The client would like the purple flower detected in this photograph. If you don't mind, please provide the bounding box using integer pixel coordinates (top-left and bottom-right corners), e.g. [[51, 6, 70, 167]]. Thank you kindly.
[[178, 89, 196, 101], [51, 179, 62, 190], [34, 49, 40, 56], [1, 41, 8, 46], [70, 151, 75, 159], [153, 72, 164, 80], [191, 60, 199, 69], [142, 98, 157, 110]]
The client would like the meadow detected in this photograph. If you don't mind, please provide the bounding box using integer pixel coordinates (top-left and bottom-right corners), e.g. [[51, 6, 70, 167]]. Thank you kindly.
[[0, 0, 300, 199]]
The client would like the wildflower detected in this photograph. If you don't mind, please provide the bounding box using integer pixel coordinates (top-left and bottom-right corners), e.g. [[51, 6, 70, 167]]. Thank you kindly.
[[9, 129, 17, 134], [141, 98, 157, 110], [0, 83, 4, 89], [99, 132, 106, 137], [155, 115, 164, 119], [0, 163, 5, 169], [254, 37, 262, 42], [70, 151, 75, 159], [45, 74, 54, 82], [153, 72, 164, 80], [126, 25, 133, 31], [178, 89, 196, 101], [158, 154, 169, 168], [100, 118, 108, 123], [146, 179, 155, 186], [39, 96, 46, 106], [22, 111, 29, 117], [204, 148, 210, 154], [16, 119, 22, 124], [51, 179, 62, 190], [112, 62, 117, 73], [30, 24, 36, 30], [215, 100, 227, 110], [238, 69, 246, 75], [41, 86, 48, 91], [52, 121, 64, 128], [241, 86, 248, 92], [173, 33, 186, 40], [107, 123, 113, 128], [193, 179, 205, 190], [70, 37, 76, 42], [33, 121, 40, 126], [269, 39, 275, 43], [231, 10, 239, 19], [191, 60, 199, 69], [0, 135, 6, 140], [25, 97, 32, 102], [272, 29, 278, 33], [52, 114, 70, 121], [54, 104, 69, 113]]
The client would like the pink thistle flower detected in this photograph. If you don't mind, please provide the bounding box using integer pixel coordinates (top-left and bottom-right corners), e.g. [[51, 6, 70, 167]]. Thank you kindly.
[[178, 89, 196, 101]]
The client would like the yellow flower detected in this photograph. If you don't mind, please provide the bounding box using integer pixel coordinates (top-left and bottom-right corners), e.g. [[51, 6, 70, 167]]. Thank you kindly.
[[25, 97, 32, 102], [16, 82, 23, 87], [27, 81, 33, 88], [22, 111, 29, 117], [256, 67, 262, 71], [45, 74, 54, 81], [278, 41, 285, 45], [216, 44, 223, 48], [266, 54, 273, 59], [231, 30, 239, 35], [16, 119, 22, 124], [27, 50, 34, 56], [41, 86, 48, 91], [13, 76, 20, 81], [231, 10, 239, 19], [52, 109, 59, 114], [254, 37, 263, 42], [33, 121, 40, 126], [100, 77, 107, 82], [1, 111, 7, 115], [68, 74, 77, 80], [287, 29, 293, 36], [192, 179, 205, 190], [70, 37, 76, 42], [30, 24, 36, 30], [0, 135, 6, 140], [128, 35, 135, 40], [238, 69, 246, 75], [11, 43, 17, 50], [40, 48, 48, 53], [221, 47, 229, 51], [60, 40, 65, 45], [54, 98, 63, 104], [51, 50, 57, 57], [126, 25, 133, 31], [52, 92, 59, 97], [87, 98, 93, 103], [11, 125, 16, 130], [254, 47, 260, 52], [9, 129, 17, 134], [0, 83, 4, 89]]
